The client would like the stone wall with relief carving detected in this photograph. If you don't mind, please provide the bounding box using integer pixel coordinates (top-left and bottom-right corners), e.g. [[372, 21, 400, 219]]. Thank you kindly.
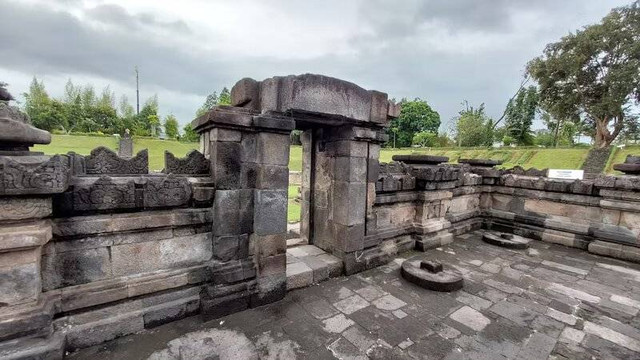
[[370, 157, 640, 264]]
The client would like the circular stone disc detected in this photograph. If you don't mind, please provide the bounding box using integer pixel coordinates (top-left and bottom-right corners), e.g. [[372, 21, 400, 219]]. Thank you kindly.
[[401, 256, 463, 292], [482, 231, 530, 249]]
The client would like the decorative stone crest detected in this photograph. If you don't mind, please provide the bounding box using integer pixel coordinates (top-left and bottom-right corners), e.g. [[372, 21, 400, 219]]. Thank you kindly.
[[0, 155, 70, 195], [164, 150, 210, 175], [85, 147, 148, 175]]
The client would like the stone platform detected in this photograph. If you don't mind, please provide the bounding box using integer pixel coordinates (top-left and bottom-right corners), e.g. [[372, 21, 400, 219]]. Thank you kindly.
[[68, 231, 640, 360]]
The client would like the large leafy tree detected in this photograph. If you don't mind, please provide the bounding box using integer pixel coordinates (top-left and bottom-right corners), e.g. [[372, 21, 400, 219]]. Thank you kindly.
[[504, 86, 538, 145], [388, 98, 440, 147], [527, 1, 640, 148], [164, 114, 179, 139], [454, 102, 494, 147]]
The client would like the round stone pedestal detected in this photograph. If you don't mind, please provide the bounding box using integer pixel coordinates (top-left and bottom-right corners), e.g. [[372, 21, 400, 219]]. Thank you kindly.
[[401, 256, 463, 292], [482, 231, 530, 249]]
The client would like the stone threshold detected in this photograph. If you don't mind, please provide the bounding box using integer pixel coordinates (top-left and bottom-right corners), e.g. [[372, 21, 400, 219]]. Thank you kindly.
[[286, 244, 342, 290]]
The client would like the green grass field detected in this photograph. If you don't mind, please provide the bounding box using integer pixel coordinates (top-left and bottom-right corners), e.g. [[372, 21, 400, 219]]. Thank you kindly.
[[36, 135, 635, 175]]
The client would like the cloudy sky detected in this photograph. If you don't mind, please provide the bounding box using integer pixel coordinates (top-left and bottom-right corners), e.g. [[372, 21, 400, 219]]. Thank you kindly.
[[0, 0, 631, 130]]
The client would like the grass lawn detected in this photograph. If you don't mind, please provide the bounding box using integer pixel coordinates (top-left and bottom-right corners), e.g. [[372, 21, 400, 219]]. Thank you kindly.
[[133, 138, 198, 171], [288, 185, 300, 223], [33, 135, 118, 155]]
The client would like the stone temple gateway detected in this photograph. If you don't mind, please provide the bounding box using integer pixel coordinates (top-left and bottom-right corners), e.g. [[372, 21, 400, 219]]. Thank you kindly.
[[1, 74, 640, 359]]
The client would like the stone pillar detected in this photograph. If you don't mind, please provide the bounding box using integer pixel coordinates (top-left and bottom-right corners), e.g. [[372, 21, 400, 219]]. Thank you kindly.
[[192, 107, 293, 318], [309, 126, 387, 274]]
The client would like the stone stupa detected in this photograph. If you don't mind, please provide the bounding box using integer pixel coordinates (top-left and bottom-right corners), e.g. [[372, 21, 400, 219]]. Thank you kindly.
[[0, 83, 51, 155]]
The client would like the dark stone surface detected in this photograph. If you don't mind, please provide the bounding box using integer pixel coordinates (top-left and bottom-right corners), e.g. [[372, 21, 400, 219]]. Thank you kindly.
[[613, 163, 640, 175], [482, 231, 530, 249], [164, 150, 210, 175], [392, 154, 449, 165], [625, 155, 640, 164], [458, 158, 503, 167], [401, 256, 464, 292], [420, 260, 443, 273], [85, 147, 148, 175]]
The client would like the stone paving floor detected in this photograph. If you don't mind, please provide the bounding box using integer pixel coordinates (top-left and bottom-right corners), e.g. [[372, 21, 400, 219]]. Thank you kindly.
[[68, 230, 640, 359]]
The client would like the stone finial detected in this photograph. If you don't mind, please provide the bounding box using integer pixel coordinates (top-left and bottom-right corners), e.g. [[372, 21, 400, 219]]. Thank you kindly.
[[0, 83, 51, 152], [613, 154, 640, 175], [0, 82, 14, 102]]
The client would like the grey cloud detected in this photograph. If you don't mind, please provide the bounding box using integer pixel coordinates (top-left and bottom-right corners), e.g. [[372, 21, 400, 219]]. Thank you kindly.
[[85, 4, 191, 34], [0, 0, 630, 128]]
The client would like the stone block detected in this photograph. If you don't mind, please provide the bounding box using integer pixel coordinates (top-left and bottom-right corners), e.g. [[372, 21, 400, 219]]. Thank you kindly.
[[41, 247, 112, 290], [143, 301, 196, 329], [259, 253, 286, 276], [65, 313, 145, 350], [252, 115, 295, 131], [209, 128, 242, 142], [286, 261, 313, 290], [213, 234, 249, 262], [334, 223, 365, 253], [254, 190, 287, 235], [256, 133, 290, 165], [212, 189, 254, 236], [111, 233, 211, 276], [143, 175, 192, 208], [251, 273, 286, 307], [0, 262, 39, 305], [333, 181, 367, 226], [210, 141, 242, 189], [367, 159, 380, 182], [335, 157, 367, 182], [255, 233, 287, 257], [369, 90, 389, 124], [211, 260, 256, 286], [256, 165, 289, 189], [328, 140, 368, 158], [0, 197, 52, 221], [301, 255, 330, 283], [200, 289, 251, 321]]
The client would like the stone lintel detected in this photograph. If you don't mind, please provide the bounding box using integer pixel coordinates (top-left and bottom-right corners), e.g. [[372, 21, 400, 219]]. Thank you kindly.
[[192, 106, 294, 135]]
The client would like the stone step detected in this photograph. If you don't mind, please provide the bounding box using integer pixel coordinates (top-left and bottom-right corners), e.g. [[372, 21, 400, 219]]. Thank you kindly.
[[286, 245, 343, 290], [286, 237, 307, 248]]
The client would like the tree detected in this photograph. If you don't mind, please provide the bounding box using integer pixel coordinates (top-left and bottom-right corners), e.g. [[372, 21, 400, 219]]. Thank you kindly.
[[182, 123, 199, 142], [504, 86, 538, 145], [387, 98, 440, 148], [22, 77, 66, 131], [164, 114, 179, 139], [454, 102, 494, 147], [195, 91, 218, 117], [527, 1, 640, 148], [218, 87, 231, 105]]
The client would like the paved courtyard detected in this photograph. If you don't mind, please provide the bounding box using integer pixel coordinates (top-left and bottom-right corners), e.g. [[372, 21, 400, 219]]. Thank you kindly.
[[69, 231, 640, 359]]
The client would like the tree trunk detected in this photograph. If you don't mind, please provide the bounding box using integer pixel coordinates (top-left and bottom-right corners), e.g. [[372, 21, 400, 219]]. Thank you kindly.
[[594, 117, 614, 148]]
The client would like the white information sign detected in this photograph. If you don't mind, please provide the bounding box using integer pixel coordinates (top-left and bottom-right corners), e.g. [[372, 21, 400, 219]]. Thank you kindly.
[[548, 169, 584, 180]]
